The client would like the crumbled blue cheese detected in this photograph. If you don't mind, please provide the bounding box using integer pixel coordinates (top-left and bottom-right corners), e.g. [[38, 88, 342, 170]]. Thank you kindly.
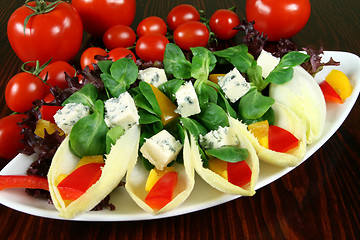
[[175, 81, 201, 117], [54, 103, 90, 134], [138, 67, 168, 88], [218, 68, 251, 103], [104, 91, 139, 129], [199, 126, 239, 149], [257, 50, 280, 78], [140, 130, 183, 170]]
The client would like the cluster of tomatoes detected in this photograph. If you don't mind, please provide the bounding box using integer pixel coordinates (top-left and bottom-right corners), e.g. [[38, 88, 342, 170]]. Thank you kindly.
[[0, 0, 311, 160]]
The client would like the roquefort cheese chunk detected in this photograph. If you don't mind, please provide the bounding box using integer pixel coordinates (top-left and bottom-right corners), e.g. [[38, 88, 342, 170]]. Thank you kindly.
[[138, 67, 168, 88], [54, 103, 90, 134], [199, 126, 239, 149], [218, 68, 251, 103], [104, 91, 139, 129], [257, 50, 280, 78], [140, 129, 183, 170], [175, 81, 201, 117]]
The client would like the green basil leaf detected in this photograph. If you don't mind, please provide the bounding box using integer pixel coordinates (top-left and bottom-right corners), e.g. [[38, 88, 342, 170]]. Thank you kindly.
[[238, 107, 275, 125], [62, 84, 98, 110], [205, 146, 249, 163], [238, 88, 275, 119], [217, 91, 237, 118], [138, 109, 162, 125], [247, 61, 268, 91], [101, 58, 138, 97], [69, 100, 108, 157], [191, 47, 217, 82], [214, 45, 254, 72], [277, 51, 310, 69], [196, 102, 229, 131], [264, 67, 294, 84], [196, 83, 218, 105], [158, 79, 185, 102], [139, 81, 162, 116], [163, 43, 192, 79], [180, 117, 208, 141], [105, 125, 124, 154], [134, 93, 157, 115], [97, 60, 113, 74]]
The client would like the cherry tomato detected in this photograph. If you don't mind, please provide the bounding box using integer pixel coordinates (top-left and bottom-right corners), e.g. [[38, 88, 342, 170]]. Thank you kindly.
[[5, 72, 46, 113], [209, 9, 241, 40], [103, 25, 136, 50], [246, 0, 311, 41], [39, 61, 76, 91], [80, 47, 108, 70], [0, 114, 28, 159], [137, 16, 167, 37], [167, 4, 200, 31], [72, 0, 136, 37], [173, 21, 209, 51], [108, 48, 136, 62], [135, 33, 169, 62], [7, 1, 83, 66]]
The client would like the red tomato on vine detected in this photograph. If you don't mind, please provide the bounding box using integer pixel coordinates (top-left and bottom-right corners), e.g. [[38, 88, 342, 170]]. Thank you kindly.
[[135, 34, 169, 62], [246, 0, 311, 41], [173, 21, 209, 51], [209, 9, 241, 40], [7, 0, 83, 66], [167, 4, 200, 31], [103, 25, 136, 50]]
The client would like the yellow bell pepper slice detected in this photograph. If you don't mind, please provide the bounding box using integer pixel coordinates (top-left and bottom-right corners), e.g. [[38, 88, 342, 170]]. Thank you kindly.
[[325, 69, 353, 100], [145, 167, 176, 192], [209, 74, 225, 84], [34, 119, 64, 138], [150, 84, 179, 125], [208, 158, 228, 179], [248, 120, 269, 149]]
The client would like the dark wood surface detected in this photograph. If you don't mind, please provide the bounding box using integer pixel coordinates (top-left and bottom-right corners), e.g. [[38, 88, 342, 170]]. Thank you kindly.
[[1, 0, 359, 239]]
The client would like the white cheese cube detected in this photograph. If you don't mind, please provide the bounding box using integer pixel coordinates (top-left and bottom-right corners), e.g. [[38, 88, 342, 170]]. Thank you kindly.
[[257, 50, 280, 78], [54, 103, 90, 134], [218, 68, 251, 103], [138, 67, 168, 88], [140, 130, 183, 170], [199, 126, 239, 149], [175, 81, 201, 117], [104, 91, 139, 129]]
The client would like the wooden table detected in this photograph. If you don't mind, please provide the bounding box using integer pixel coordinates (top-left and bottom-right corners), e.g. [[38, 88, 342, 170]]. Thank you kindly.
[[1, 0, 359, 239]]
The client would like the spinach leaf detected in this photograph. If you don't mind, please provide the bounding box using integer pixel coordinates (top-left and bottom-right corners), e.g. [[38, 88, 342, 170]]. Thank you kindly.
[[62, 84, 98, 110], [163, 43, 192, 79], [97, 60, 113, 74], [138, 110, 163, 134], [158, 79, 185, 102], [214, 45, 254, 72], [105, 126, 124, 154], [205, 146, 249, 163], [134, 93, 158, 115], [247, 61, 268, 91], [265, 51, 309, 84], [180, 117, 208, 141], [196, 83, 218, 105], [69, 100, 108, 157], [238, 107, 275, 125], [191, 47, 217, 83], [139, 81, 162, 116], [196, 102, 229, 131], [217, 91, 237, 118], [101, 58, 138, 97], [238, 88, 275, 119]]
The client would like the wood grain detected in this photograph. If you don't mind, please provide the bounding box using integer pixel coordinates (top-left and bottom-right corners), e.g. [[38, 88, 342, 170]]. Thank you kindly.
[[0, 0, 359, 239]]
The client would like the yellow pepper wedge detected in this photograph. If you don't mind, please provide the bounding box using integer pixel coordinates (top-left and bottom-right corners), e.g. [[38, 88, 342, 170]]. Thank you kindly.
[[208, 158, 228, 179], [248, 120, 269, 149], [325, 69, 353, 101], [145, 167, 176, 192], [149, 84, 179, 125], [209, 74, 225, 84], [34, 119, 64, 138]]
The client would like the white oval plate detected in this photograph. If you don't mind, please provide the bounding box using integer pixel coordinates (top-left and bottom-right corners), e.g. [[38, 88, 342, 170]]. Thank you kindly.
[[0, 51, 359, 221]]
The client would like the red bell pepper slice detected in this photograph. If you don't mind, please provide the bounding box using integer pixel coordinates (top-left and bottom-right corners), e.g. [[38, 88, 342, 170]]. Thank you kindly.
[[40, 105, 63, 123], [227, 161, 252, 188], [0, 175, 49, 191], [145, 171, 178, 210], [268, 125, 299, 153], [319, 81, 344, 104], [57, 162, 104, 201]]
